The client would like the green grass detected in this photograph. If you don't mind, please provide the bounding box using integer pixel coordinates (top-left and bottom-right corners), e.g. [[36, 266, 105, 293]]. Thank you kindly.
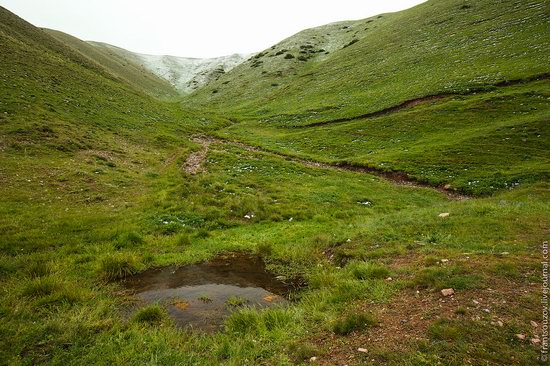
[[187, 0, 549, 125], [347, 261, 391, 280], [332, 312, 378, 335], [99, 254, 142, 280], [217, 80, 550, 195], [0, 1, 548, 365], [133, 305, 167, 325], [43, 29, 178, 98]]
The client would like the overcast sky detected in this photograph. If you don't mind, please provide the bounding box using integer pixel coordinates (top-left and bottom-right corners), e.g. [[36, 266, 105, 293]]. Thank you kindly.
[[1, 0, 426, 58]]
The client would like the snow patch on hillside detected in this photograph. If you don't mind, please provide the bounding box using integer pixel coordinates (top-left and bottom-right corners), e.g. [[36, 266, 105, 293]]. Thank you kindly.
[[134, 53, 252, 93]]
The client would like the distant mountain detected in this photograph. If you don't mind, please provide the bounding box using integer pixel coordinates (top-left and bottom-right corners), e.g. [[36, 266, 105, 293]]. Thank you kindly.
[[43, 29, 178, 98], [45, 30, 252, 95], [185, 0, 549, 125], [130, 51, 253, 93]]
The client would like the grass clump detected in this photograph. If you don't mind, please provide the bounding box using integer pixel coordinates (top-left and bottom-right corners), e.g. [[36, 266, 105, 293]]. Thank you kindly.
[[225, 308, 260, 333], [226, 296, 248, 307], [225, 307, 297, 334], [114, 231, 144, 249], [176, 233, 192, 247], [197, 294, 212, 303], [332, 312, 377, 335], [412, 265, 480, 290], [256, 242, 273, 257], [288, 342, 320, 363], [347, 261, 390, 280], [133, 305, 166, 325], [25, 260, 53, 278], [99, 254, 140, 280], [22, 277, 61, 298], [428, 318, 468, 341], [454, 306, 467, 315]]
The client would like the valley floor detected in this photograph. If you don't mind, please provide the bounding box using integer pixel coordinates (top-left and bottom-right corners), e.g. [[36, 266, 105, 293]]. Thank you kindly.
[[1, 127, 547, 365]]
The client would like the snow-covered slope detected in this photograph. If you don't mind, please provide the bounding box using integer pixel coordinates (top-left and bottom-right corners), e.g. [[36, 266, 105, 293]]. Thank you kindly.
[[88, 42, 252, 94], [135, 53, 252, 93]]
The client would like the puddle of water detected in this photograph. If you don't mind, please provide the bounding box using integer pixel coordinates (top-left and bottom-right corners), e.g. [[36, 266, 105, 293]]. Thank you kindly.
[[122, 252, 297, 332]]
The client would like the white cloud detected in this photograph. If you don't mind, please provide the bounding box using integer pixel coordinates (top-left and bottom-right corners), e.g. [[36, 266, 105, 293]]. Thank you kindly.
[[0, 0, 426, 58]]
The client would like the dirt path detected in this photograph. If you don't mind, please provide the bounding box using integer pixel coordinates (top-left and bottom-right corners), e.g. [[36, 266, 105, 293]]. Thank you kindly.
[[197, 135, 468, 200], [183, 137, 212, 174]]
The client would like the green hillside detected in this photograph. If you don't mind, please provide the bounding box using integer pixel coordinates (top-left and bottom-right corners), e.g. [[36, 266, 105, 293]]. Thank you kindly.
[[187, 0, 549, 125], [193, 0, 550, 196], [43, 28, 178, 98], [1, 1, 549, 365], [217, 79, 550, 195]]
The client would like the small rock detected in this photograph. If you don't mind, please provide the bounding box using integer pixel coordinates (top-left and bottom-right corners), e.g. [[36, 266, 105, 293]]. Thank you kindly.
[[441, 288, 455, 297], [473, 300, 480, 305], [438, 212, 450, 218], [309, 356, 318, 362], [500, 252, 510, 255], [386, 277, 393, 281], [497, 320, 504, 327], [357, 348, 368, 353], [483, 308, 490, 313], [531, 338, 541, 345], [444, 184, 452, 190], [531, 320, 539, 328], [515, 334, 526, 340], [440, 259, 449, 263]]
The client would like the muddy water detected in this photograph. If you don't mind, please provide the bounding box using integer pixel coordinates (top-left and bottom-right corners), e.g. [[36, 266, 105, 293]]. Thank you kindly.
[[122, 252, 296, 332]]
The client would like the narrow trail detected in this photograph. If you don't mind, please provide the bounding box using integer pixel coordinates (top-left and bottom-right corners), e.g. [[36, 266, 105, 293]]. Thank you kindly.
[[191, 135, 469, 200], [183, 137, 212, 174]]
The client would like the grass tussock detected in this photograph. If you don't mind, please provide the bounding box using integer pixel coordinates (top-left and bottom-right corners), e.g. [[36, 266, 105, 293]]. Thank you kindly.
[[99, 254, 141, 280], [133, 305, 166, 325], [347, 261, 390, 280], [332, 312, 378, 335]]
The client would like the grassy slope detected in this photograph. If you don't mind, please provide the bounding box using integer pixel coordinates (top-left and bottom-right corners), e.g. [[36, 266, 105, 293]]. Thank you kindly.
[[0, 3, 548, 366], [186, 0, 549, 125], [200, 0, 550, 196], [218, 79, 550, 195], [43, 28, 178, 98]]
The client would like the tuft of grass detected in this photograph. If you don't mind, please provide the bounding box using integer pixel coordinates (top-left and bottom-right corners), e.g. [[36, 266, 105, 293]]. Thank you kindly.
[[194, 229, 210, 239], [225, 308, 260, 333], [225, 307, 297, 334], [287, 342, 320, 363], [35, 284, 86, 307], [347, 261, 390, 280], [176, 234, 192, 247], [332, 312, 378, 335], [455, 306, 467, 315], [133, 305, 166, 325], [114, 232, 144, 249], [256, 242, 273, 257], [98, 254, 140, 280], [428, 318, 468, 341], [412, 265, 481, 290], [226, 296, 248, 307], [22, 277, 61, 298], [197, 294, 212, 303], [25, 260, 53, 278]]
